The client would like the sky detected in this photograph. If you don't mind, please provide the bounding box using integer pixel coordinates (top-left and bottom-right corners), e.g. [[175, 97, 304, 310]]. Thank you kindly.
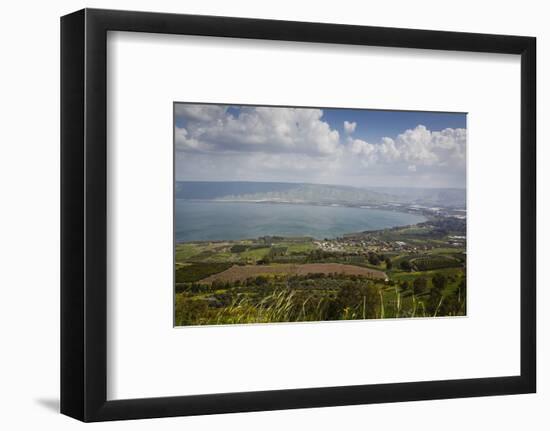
[[174, 103, 467, 189]]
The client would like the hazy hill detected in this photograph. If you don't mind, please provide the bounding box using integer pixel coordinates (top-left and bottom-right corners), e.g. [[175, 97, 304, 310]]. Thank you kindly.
[[175, 181, 465, 208], [174, 181, 297, 200], [368, 187, 466, 207]]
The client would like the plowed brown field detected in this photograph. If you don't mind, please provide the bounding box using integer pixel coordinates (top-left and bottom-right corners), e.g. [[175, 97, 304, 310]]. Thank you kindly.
[[201, 263, 387, 283]]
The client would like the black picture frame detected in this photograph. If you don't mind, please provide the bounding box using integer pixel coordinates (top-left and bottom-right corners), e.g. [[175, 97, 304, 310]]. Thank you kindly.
[[61, 8, 536, 422]]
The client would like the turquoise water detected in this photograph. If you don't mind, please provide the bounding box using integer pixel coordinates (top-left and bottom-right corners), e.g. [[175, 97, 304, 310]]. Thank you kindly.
[[175, 201, 426, 242]]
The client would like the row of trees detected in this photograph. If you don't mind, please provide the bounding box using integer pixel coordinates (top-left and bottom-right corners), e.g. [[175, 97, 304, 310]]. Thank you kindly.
[[399, 273, 466, 316], [366, 252, 392, 269], [399, 273, 447, 295]]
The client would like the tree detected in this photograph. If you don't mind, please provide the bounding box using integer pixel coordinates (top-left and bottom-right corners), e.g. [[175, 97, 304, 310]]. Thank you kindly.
[[400, 260, 412, 271], [432, 273, 447, 293], [368, 252, 381, 266], [456, 276, 466, 314], [258, 256, 271, 265], [326, 282, 378, 320], [412, 277, 428, 295], [385, 257, 393, 270], [400, 280, 410, 292]]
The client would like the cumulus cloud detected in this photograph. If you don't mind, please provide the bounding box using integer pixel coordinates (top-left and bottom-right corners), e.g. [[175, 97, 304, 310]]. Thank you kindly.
[[176, 106, 341, 157], [175, 104, 466, 187], [174, 104, 227, 122], [347, 138, 377, 167], [343, 121, 357, 134], [348, 125, 466, 168]]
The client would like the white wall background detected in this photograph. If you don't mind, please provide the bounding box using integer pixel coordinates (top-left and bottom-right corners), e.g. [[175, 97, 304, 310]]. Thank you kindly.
[[0, 0, 546, 429]]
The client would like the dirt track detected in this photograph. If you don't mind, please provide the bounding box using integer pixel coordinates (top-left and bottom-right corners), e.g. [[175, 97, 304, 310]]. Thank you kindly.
[[201, 263, 387, 283]]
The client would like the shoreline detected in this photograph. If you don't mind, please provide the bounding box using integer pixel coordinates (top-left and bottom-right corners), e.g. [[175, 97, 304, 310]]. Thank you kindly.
[[174, 200, 466, 245], [175, 197, 464, 219]]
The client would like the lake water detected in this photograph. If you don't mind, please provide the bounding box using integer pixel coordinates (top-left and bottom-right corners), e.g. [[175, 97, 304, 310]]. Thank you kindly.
[[175, 201, 426, 242]]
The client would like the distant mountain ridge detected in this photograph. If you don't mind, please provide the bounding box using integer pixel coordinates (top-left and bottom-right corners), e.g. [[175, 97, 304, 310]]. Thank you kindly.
[[174, 181, 297, 200], [213, 183, 390, 205], [367, 187, 467, 207], [175, 181, 466, 208]]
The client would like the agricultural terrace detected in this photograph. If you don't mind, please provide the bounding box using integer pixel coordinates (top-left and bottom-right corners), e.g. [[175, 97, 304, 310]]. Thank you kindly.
[[174, 218, 466, 326]]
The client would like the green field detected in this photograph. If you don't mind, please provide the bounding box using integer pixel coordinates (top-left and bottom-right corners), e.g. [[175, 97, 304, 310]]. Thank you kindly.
[[174, 218, 466, 326]]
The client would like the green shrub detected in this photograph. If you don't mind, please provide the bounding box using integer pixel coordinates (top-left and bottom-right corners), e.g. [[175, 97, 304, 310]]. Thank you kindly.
[[175, 295, 210, 326], [230, 244, 249, 253], [175, 262, 232, 283]]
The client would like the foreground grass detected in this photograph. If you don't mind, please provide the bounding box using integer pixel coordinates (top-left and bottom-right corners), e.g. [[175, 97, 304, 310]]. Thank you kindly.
[[174, 272, 466, 326]]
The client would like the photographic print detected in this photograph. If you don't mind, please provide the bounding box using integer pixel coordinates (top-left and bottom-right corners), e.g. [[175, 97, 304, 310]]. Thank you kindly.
[[174, 103, 467, 326]]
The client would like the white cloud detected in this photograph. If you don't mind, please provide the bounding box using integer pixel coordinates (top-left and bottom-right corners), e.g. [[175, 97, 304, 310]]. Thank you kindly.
[[347, 138, 376, 162], [176, 106, 341, 157], [349, 125, 466, 169], [378, 137, 400, 161], [175, 105, 466, 187], [343, 121, 357, 134], [174, 104, 227, 122], [175, 127, 202, 151]]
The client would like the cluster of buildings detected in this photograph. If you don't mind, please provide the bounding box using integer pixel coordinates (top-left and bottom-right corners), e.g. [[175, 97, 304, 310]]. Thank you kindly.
[[314, 236, 430, 255], [406, 204, 467, 219]]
